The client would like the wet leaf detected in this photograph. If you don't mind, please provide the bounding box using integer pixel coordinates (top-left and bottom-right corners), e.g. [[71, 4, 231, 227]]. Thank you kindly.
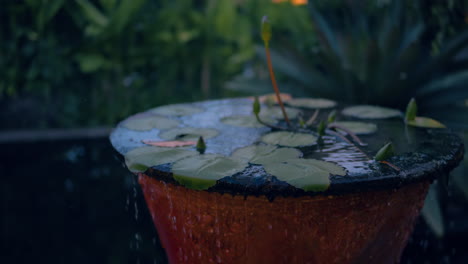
[[122, 116, 179, 131], [150, 104, 203, 116], [172, 154, 247, 190], [286, 98, 337, 109], [142, 140, 196, 147], [220, 115, 275, 128], [124, 146, 197, 173], [263, 159, 346, 192], [231, 145, 302, 164], [261, 131, 318, 147], [332, 121, 378, 135], [374, 142, 395, 161], [406, 117, 446, 128], [342, 105, 401, 119], [262, 106, 302, 120], [221, 106, 299, 128], [159, 127, 219, 141]]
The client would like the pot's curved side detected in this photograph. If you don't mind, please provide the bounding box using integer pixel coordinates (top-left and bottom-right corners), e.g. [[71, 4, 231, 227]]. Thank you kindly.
[[139, 174, 429, 264]]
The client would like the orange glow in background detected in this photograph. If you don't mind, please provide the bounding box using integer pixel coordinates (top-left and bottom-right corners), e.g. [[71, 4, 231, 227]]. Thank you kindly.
[[273, 0, 308, 5]]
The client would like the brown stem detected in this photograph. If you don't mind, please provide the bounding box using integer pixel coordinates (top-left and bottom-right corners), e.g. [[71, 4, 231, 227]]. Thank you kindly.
[[327, 123, 367, 146], [326, 130, 370, 159], [264, 44, 291, 126], [379, 161, 401, 171]]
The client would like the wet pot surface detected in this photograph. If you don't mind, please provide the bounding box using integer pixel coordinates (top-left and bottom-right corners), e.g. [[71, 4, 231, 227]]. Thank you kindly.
[[110, 98, 464, 263]]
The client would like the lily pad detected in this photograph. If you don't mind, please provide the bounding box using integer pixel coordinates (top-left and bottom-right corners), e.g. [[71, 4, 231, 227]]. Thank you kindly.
[[342, 105, 401, 119], [159, 127, 219, 141], [255, 93, 293, 104], [231, 145, 302, 164], [220, 115, 275, 128], [263, 159, 346, 192], [261, 131, 317, 147], [261, 106, 302, 120], [142, 140, 196, 147], [286, 98, 337, 109], [407, 117, 446, 128], [124, 146, 197, 173], [332, 121, 378, 135], [172, 154, 247, 190], [150, 104, 203, 116], [122, 116, 179, 131]]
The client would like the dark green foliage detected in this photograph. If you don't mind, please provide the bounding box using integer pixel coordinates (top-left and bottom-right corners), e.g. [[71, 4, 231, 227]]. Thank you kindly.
[[0, 0, 257, 129], [251, 0, 468, 128]]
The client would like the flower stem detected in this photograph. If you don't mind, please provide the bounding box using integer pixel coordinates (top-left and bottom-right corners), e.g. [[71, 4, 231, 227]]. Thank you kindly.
[[262, 16, 291, 127], [264, 45, 291, 126]]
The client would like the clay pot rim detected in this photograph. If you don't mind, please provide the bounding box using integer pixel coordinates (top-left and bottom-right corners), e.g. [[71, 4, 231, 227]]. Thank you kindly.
[[111, 98, 465, 198]]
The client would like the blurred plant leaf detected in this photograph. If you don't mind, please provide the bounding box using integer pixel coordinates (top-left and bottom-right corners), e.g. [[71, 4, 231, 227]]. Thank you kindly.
[[249, 0, 468, 128], [107, 0, 145, 35], [75, 53, 110, 73], [75, 0, 109, 28], [422, 183, 445, 238], [99, 0, 117, 11], [38, 0, 66, 32]]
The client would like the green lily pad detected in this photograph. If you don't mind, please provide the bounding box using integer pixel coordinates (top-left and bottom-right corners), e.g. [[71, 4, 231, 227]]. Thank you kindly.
[[231, 145, 302, 164], [150, 104, 203, 116], [342, 105, 401, 119], [220, 115, 275, 128], [172, 154, 247, 190], [332, 121, 378, 135], [159, 127, 219, 141], [286, 98, 337, 109], [124, 146, 197, 173], [263, 159, 346, 191], [122, 116, 180, 131], [261, 106, 302, 119], [261, 131, 317, 147], [407, 117, 446, 128]]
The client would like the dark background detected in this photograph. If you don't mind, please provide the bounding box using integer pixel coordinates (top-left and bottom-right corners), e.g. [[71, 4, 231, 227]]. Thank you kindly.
[[1, 0, 468, 263]]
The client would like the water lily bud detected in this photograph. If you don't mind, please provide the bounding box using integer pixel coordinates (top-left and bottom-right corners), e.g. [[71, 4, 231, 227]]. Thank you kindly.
[[375, 142, 395, 161], [253, 96, 261, 115], [261, 16, 272, 45], [317, 121, 326, 136], [196, 136, 206, 154], [405, 98, 417, 122]]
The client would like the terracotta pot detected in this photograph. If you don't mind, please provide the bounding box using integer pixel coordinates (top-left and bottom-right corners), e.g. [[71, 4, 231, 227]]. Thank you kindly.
[[110, 98, 464, 263], [139, 174, 430, 264]]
